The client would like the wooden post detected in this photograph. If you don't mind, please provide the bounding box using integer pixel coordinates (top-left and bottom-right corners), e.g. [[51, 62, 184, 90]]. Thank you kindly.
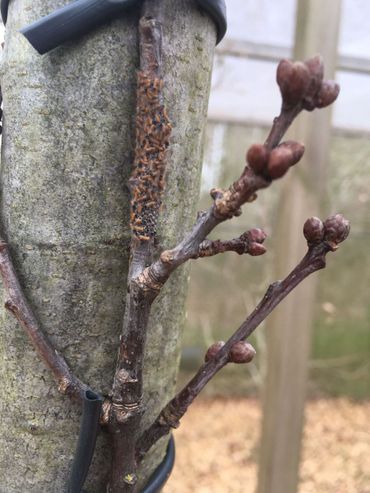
[[257, 2, 342, 493]]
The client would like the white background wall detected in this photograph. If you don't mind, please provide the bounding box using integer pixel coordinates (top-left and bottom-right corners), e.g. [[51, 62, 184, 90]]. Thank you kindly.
[[2, 0, 370, 131], [209, 0, 370, 132]]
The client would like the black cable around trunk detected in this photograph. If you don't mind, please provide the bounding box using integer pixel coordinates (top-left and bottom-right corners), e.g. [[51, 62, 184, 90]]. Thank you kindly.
[[68, 390, 103, 493]]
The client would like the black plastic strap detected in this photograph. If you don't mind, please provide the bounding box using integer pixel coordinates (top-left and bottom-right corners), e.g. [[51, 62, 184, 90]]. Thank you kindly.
[[142, 435, 175, 493], [1, 0, 226, 48], [79, 435, 174, 493], [20, 0, 142, 55], [197, 0, 227, 45], [68, 390, 103, 493], [1, 0, 9, 24]]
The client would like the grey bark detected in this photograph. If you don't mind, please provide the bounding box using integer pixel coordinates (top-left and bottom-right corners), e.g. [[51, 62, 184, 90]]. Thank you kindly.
[[0, 1, 216, 491]]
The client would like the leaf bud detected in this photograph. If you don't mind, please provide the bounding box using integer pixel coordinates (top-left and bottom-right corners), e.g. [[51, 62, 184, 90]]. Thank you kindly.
[[303, 216, 325, 243], [205, 341, 225, 362], [323, 214, 350, 245], [229, 341, 256, 364], [246, 144, 269, 174]]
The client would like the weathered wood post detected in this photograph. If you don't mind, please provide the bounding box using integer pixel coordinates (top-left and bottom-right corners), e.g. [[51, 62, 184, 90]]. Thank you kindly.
[[257, 2, 342, 493]]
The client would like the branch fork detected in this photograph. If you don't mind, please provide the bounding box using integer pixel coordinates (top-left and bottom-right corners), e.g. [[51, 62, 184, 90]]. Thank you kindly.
[[135, 214, 350, 462], [0, 8, 347, 491]]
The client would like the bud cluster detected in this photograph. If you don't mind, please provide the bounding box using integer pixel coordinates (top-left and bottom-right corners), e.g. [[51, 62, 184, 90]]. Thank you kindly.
[[204, 340, 256, 364], [276, 55, 340, 111], [303, 214, 350, 248], [243, 228, 267, 256], [246, 140, 305, 180]]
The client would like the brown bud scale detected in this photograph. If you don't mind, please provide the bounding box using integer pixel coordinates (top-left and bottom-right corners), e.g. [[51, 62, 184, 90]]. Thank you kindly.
[[229, 341, 256, 364], [205, 341, 225, 362], [303, 217, 324, 243], [248, 243, 267, 256], [246, 144, 269, 175], [323, 214, 350, 245], [316, 80, 340, 108], [278, 141, 305, 166], [304, 55, 324, 95], [247, 228, 267, 244], [276, 59, 310, 107], [267, 147, 292, 179]]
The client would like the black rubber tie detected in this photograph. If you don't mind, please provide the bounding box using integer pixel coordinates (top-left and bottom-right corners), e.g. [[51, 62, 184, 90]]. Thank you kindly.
[[1, 0, 227, 53], [68, 389, 103, 493], [79, 434, 175, 493], [141, 435, 176, 493]]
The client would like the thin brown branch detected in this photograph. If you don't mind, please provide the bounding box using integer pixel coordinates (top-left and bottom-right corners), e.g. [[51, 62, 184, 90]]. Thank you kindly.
[[135, 215, 350, 462], [135, 55, 340, 298], [107, 2, 169, 492], [132, 134, 289, 294], [0, 240, 87, 402], [264, 106, 301, 150], [266, 55, 339, 148], [192, 228, 267, 259], [107, 53, 341, 490]]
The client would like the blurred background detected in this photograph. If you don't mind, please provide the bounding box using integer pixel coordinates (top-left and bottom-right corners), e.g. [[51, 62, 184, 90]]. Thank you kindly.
[[167, 0, 370, 492]]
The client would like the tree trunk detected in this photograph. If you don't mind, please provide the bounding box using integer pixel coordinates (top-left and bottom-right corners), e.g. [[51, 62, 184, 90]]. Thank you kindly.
[[0, 1, 216, 491]]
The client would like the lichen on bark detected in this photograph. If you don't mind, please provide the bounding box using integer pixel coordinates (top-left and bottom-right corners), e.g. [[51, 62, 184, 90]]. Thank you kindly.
[[0, 0, 215, 491]]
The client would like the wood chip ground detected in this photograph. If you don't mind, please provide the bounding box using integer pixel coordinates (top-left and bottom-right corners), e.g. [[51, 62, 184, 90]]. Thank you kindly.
[[164, 397, 370, 493]]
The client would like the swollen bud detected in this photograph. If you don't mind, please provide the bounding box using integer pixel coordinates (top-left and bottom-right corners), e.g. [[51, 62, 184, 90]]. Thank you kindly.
[[267, 147, 292, 179], [304, 55, 324, 82], [278, 141, 305, 166], [243, 228, 267, 256], [316, 80, 340, 108], [246, 144, 269, 175], [303, 55, 324, 110], [323, 214, 350, 245], [205, 341, 225, 362], [229, 341, 256, 364], [276, 59, 310, 107], [247, 228, 267, 244], [303, 217, 325, 243], [248, 243, 267, 256]]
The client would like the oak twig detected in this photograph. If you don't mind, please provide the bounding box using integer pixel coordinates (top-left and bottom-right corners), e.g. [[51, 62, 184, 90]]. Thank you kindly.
[[0, 240, 88, 401], [135, 215, 350, 461]]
